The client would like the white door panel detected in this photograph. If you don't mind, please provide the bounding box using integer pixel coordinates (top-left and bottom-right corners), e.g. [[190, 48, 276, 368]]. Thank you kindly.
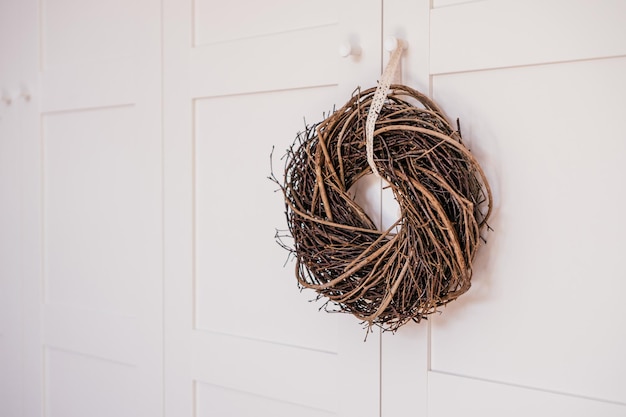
[[191, 331, 338, 412], [165, 1, 384, 416], [41, 59, 137, 113], [194, 87, 342, 351], [190, 26, 339, 98], [41, 0, 140, 69], [38, 0, 163, 415], [429, 57, 626, 405], [43, 304, 140, 364], [45, 347, 138, 417], [195, 383, 335, 417], [193, 0, 337, 45], [431, 0, 626, 74], [429, 372, 626, 417]]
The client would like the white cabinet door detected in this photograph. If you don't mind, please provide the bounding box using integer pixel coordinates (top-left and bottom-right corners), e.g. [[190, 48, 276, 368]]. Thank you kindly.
[[382, 1, 626, 415], [36, 0, 163, 416], [163, 1, 384, 416], [0, 1, 38, 415], [429, 0, 626, 411]]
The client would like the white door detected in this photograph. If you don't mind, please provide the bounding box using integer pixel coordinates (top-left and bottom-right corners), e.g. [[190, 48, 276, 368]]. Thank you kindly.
[[381, 0, 626, 415], [35, 0, 163, 416], [0, 1, 38, 415], [163, 1, 386, 416]]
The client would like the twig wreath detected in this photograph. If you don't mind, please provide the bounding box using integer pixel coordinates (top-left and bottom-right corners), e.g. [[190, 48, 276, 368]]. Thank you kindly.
[[271, 48, 492, 332]]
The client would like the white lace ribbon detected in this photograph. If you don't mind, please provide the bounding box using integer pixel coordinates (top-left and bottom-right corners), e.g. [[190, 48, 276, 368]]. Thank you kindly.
[[365, 44, 404, 177]]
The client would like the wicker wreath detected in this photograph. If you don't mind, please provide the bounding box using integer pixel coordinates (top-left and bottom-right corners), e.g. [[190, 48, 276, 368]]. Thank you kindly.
[[273, 84, 492, 332]]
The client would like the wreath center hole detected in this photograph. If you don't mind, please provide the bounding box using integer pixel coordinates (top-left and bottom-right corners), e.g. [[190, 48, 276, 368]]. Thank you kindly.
[[348, 173, 401, 234]]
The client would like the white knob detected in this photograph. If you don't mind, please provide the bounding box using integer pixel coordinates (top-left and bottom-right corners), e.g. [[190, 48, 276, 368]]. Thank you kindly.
[[339, 42, 360, 58], [384, 36, 407, 52], [1, 90, 12, 106], [19, 85, 31, 102]]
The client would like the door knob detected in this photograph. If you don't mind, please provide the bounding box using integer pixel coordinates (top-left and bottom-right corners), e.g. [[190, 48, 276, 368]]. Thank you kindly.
[[1, 89, 13, 106], [19, 85, 31, 102], [339, 42, 361, 58], [384, 36, 408, 52]]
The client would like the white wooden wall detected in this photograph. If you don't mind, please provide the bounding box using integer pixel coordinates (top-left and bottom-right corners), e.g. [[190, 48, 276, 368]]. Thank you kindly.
[[1, 0, 625, 416]]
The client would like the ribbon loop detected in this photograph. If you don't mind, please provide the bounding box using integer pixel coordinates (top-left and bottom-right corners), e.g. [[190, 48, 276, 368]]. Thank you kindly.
[[365, 44, 404, 177]]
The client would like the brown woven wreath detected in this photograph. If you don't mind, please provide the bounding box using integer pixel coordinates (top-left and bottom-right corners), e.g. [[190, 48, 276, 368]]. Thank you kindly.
[[273, 84, 492, 332]]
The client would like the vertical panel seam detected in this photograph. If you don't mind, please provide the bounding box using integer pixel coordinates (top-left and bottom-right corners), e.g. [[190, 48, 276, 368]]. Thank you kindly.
[[379, 2, 385, 417], [191, 97, 197, 332], [160, 1, 166, 416], [427, 2, 434, 416]]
